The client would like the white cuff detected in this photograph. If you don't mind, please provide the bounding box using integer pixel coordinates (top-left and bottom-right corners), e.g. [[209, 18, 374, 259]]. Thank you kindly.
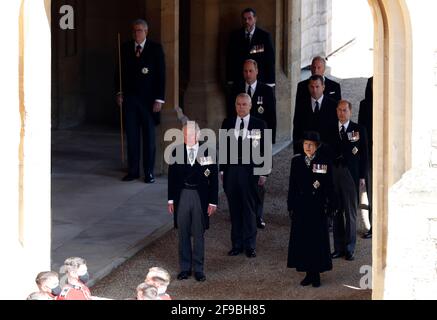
[[209, 204, 217, 207], [168, 200, 174, 204], [266, 83, 275, 87], [155, 99, 165, 104]]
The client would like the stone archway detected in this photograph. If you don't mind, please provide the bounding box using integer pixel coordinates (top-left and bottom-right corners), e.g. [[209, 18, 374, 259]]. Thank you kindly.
[[367, 0, 412, 299]]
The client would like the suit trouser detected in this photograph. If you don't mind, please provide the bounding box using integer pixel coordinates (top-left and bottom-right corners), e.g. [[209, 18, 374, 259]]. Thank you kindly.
[[332, 165, 358, 254], [124, 96, 156, 177], [176, 189, 205, 273], [225, 166, 258, 250], [255, 185, 265, 221]]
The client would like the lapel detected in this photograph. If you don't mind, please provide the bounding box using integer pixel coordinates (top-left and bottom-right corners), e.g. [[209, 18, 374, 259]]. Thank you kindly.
[[251, 27, 259, 44], [247, 116, 253, 132], [253, 82, 260, 99], [140, 40, 149, 57], [346, 121, 356, 133]]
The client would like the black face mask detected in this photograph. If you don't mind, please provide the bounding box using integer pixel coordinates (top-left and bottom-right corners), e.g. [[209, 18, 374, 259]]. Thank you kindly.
[[78, 272, 89, 284], [51, 285, 62, 296]]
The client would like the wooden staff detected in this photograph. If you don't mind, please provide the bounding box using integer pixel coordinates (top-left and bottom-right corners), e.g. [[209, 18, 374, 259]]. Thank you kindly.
[[117, 33, 125, 166]]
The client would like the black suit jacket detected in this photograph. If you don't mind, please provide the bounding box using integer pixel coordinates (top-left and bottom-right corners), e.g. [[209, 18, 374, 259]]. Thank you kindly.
[[168, 145, 218, 230], [292, 95, 338, 152], [358, 77, 373, 150], [296, 77, 342, 107], [327, 121, 369, 188], [228, 81, 277, 143], [358, 99, 372, 148], [226, 27, 275, 84], [119, 40, 166, 124], [220, 116, 267, 187]]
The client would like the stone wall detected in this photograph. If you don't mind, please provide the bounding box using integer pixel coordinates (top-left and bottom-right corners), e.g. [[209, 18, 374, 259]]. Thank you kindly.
[[300, 0, 331, 67]]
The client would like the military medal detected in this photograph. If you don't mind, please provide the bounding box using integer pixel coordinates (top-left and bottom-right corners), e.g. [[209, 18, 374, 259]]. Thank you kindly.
[[313, 180, 320, 189], [312, 164, 328, 174], [204, 169, 210, 177], [348, 131, 360, 142], [250, 44, 265, 54], [142, 67, 149, 74], [352, 147, 358, 155], [257, 96, 264, 114]]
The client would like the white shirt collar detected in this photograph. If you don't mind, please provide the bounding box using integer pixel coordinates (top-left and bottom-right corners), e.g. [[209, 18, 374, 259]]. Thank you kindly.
[[245, 81, 257, 94], [239, 114, 250, 125], [339, 120, 350, 131], [235, 114, 250, 139], [135, 39, 147, 50], [311, 95, 324, 111], [246, 26, 256, 37]]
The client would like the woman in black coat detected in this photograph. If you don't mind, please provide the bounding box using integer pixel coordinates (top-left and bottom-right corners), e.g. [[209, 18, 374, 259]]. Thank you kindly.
[[287, 131, 336, 287]]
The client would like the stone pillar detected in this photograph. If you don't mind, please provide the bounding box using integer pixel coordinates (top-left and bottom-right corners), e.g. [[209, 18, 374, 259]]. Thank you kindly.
[[156, 0, 181, 175], [276, 0, 301, 143], [0, 0, 51, 299], [300, 0, 331, 67], [183, 0, 226, 130]]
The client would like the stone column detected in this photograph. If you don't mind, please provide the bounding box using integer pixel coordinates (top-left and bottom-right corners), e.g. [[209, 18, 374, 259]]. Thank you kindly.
[[183, 0, 226, 130], [156, 0, 181, 175], [0, 0, 51, 299], [275, 0, 301, 143]]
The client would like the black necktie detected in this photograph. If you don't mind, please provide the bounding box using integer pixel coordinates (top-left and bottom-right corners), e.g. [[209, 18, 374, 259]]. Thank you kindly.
[[136, 45, 142, 58], [247, 85, 252, 97], [246, 32, 251, 44], [340, 125, 346, 140], [314, 101, 320, 114], [238, 118, 244, 161]]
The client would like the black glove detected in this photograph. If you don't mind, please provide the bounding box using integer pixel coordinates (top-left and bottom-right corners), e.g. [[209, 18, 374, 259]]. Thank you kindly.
[[288, 210, 293, 220]]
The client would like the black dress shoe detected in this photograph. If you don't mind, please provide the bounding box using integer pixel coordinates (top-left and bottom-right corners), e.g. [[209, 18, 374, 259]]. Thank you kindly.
[[331, 251, 345, 259], [300, 273, 312, 286], [177, 271, 191, 280], [245, 249, 256, 258], [144, 174, 155, 183], [312, 273, 321, 288], [194, 272, 206, 282], [345, 252, 355, 261], [122, 174, 139, 181], [362, 230, 372, 239], [257, 218, 266, 229], [227, 248, 243, 256]]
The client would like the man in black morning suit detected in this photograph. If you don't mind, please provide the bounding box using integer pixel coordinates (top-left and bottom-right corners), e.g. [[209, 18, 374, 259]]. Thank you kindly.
[[292, 75, 338, 154], [226, 8, 275, 87], [228, 59, 276, 230], [328, 100, 369, 261], [221, 93, 269, 258], [295, 56, 342, 109], [168, 122, 218, 282], [116, 19, 165, 183]]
